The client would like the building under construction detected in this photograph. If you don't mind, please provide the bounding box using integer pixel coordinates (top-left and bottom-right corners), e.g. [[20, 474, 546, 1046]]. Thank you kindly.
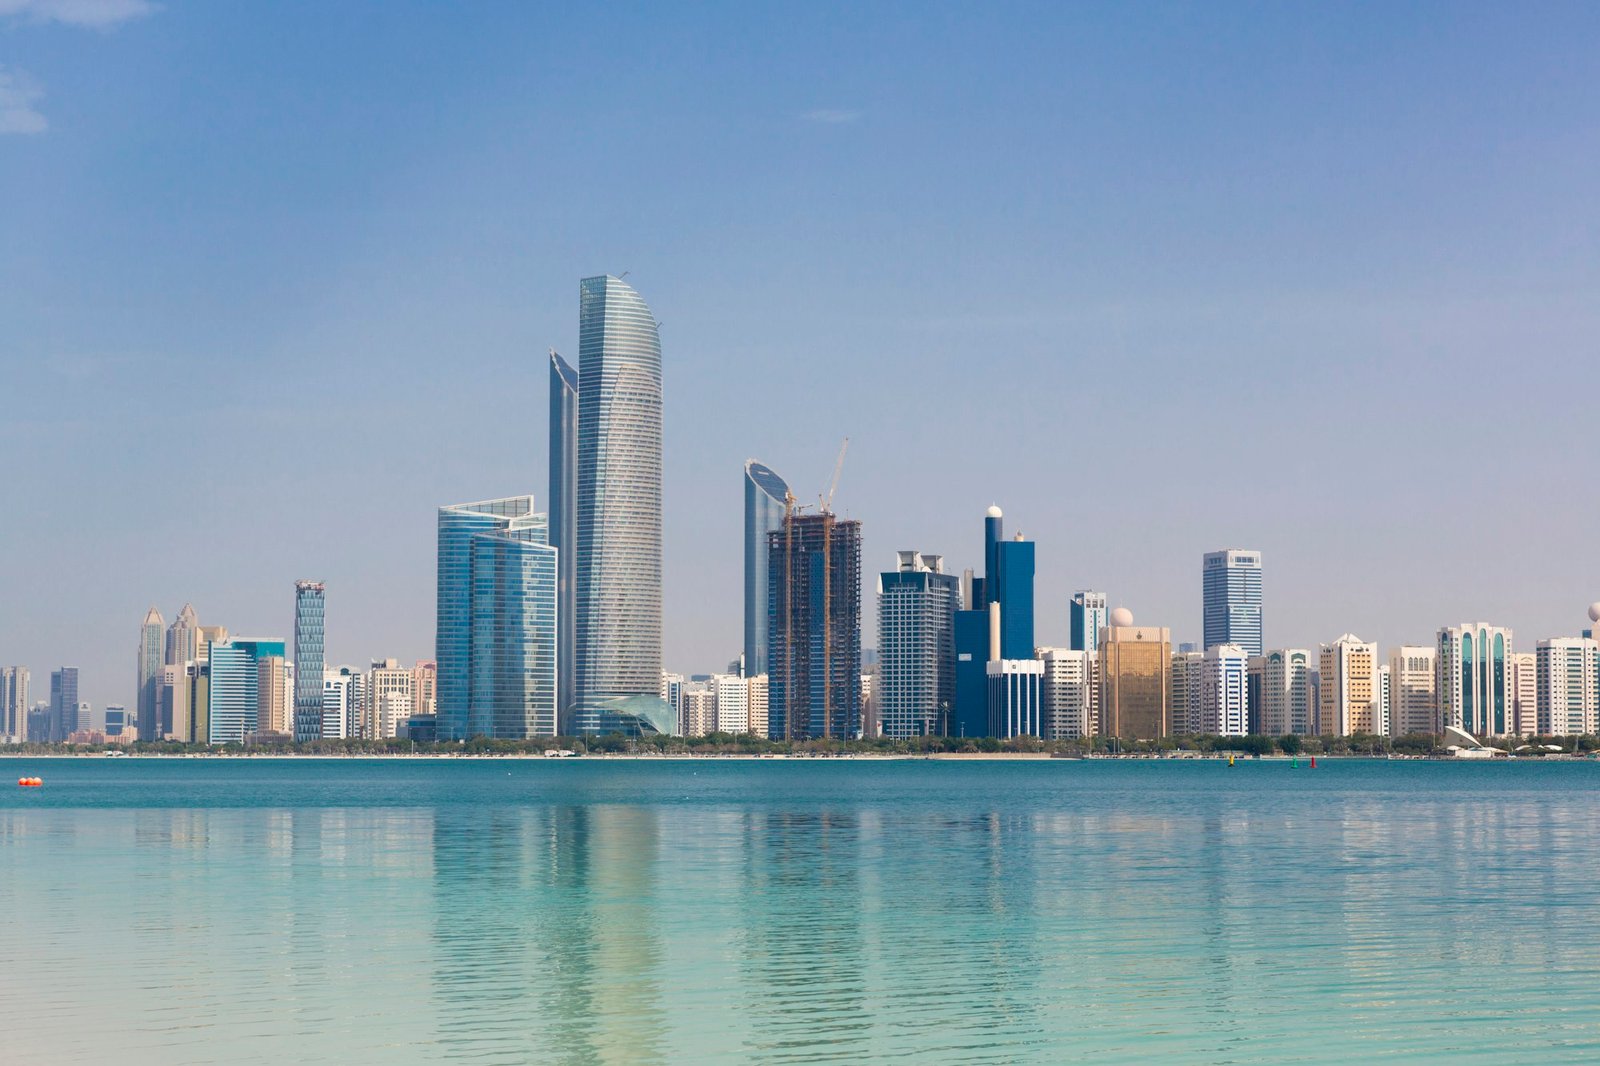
[[766, 510, 862, 740]]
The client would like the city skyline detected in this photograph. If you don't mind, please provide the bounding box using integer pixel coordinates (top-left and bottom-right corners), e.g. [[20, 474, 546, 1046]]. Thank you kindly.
[[6, 5, 1600, 711]]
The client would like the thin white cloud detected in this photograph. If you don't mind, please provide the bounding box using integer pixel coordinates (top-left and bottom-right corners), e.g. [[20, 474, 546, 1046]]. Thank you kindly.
[[0, 0, 157, 28], [0, 65, 47, 134], [800, 108, 862, 124]]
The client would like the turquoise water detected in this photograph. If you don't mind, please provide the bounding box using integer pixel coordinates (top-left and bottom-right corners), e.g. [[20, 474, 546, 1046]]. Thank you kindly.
[[3, 758, 1599, 1064]]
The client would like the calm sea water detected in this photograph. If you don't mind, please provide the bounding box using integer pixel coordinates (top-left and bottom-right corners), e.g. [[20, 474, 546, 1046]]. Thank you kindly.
[[3, 757, 1599, 1064]]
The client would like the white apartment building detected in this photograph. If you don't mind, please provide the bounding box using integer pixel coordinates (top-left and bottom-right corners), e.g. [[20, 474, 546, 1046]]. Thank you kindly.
[[1536, 638, 1599, 736], [1199, 644, 1249, 737], [1038, 648, 1091, 740], [1388, 646, 1436, 737]]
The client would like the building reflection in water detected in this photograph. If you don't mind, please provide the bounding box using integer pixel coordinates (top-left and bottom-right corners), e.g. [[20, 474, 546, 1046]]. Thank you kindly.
[[431, 803, 667, 1063]]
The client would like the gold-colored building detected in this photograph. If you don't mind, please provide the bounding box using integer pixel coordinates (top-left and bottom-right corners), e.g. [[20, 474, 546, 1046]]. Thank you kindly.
[[1098, 623, 1172, 739]]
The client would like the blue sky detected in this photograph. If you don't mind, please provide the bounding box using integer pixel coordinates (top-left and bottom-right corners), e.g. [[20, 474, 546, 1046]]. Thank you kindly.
[[3, 1, 1599, 710]]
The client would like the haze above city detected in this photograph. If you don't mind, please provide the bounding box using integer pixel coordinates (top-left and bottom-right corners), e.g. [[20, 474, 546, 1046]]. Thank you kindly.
[[4, 1, 1599, 710]]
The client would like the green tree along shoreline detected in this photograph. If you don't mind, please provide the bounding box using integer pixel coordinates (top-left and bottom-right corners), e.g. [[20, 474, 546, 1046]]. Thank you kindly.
[[4, 733, 1598, 758]]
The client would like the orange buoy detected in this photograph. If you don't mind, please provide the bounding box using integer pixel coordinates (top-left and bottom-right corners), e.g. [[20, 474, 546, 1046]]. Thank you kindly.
[[17, 777, 42, 787]]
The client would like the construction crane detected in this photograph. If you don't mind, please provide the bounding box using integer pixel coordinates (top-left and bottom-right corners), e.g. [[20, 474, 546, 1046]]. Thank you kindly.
[[820, 437, 849, 514]]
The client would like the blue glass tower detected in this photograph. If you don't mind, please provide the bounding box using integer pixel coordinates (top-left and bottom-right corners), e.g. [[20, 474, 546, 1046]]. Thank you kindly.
[[292, 581, 325, 741], [208, 638, 285, 744], [437, 496, 559, 740], [952, 609, 990, 738], [1202, 549, 1263, 656], [877, 552, 959, 738], [994, 538, 1035, 659], [549, 350, 579, 734], [1070, 591, 1108, 654], [744, 460, 790, 678]]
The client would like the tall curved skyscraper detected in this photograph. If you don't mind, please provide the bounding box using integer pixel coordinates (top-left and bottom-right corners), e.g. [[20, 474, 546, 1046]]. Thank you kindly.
[[574, 275, 669, 735], [743, 460, 789, 678]]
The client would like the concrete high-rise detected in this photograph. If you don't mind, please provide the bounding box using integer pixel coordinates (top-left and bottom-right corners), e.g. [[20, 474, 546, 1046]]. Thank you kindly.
[[1038, 648, 1091, 740], [1536, 638, 1599, 736], [573, 274, 668, 736], [293, 581, 326, 741], [1389, 646, 1437, 736], [877, 550, 959, 738], [1169, 649, 1203, 735], [1437, 623, 1514, 737], [1510, 651, 1537, 736], [1202, 549, 1263, 656], [1261, 649, 1314, 736], [744, 460, 791, 679], [1098, 614, 1171, 739], [1200, 644, 1249, 737], [767, 511, 862, 740], [1, 666, 28, 743], [548, 349, 579, 734], [436, 497, 560, 740], [137, 606, 164, 742], [1070, 591, 1108, 654], [1319, 634, 1377, 736], [166, 603, 199, 666]]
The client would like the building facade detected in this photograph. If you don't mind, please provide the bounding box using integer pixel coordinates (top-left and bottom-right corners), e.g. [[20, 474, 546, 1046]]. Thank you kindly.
[[1319, 635, 1377, 736], [744, 460, 791, 680], [1437, 623, 1514, 737], [1260, 649, 1314, 736], [165, 603, 199, 666], [137, 606, 164, 742], [293, 581, 326, 741], [50, 667, 80, 743], [1099, 623, 1171, 739], [437, 497, 561, 740], [1070, 591, 1108, 654], [877, 550, 959, 738], [1200, 644, 1249, 737], [1170, 650, 1204, 735], [548, 349, 579, 735], [574, 275, 669, 736], [987, 659, 1045, 739], [1389, 646, 1437, 736], [0, 666, 27, 743], [1039, 648, 1091, 740], [1510, 651, 1537, 736], [207, 639, 284, 744], [1536, 638, 1599, 736], [1202, 549, 1263, 656], [766, 511, 862, 740]]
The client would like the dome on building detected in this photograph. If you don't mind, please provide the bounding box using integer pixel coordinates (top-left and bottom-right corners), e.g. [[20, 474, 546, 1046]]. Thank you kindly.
[[1589, 602, 1600, 624], [986, 505, 1003, 518], [1110, 607, 1134, 627]]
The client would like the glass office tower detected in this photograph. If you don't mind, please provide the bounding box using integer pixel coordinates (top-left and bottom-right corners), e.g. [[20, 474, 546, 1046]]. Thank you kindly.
[[1070, 591, 1108, 653], [137, 606, 164, 741], [1202, 549, 1263, 656], [436, 496, 559, 740], [293, 581, 326, 741], [877, 551, 959, 738], [743, 460, 790, 678], [208, 638, 285, 744], [574, 275, 670, 736], [767, 512, 863, 740], [549, 349, 579, 734]]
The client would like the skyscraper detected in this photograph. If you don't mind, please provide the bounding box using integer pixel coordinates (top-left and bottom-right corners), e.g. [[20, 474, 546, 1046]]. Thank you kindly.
[[1070, 591, 1108, 654], [548, 349, 579, 734], [0, 666, 28, 743], [574, 275, 668, 735], [1170, 649, 1204, 734], [1202, 549, 1263, 656], [50, 667, 79, 742], [744, 460, 791, 679], [877, 550, 959, 738], [166, 603, 199, 666], [436, 497, 560, 740], [293, 581, 326, 741], [767, 510, 862, 740], [137, 606, 164, 742], [1510, 651, 1537, 736], [1437, 623, 1513, 737]]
